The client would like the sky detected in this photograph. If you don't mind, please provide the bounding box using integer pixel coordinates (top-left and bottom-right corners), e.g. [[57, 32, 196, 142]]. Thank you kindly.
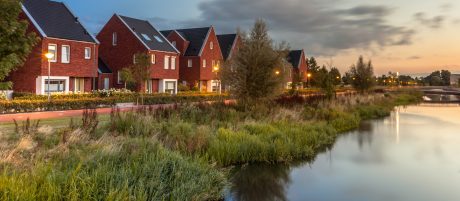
[[61, 0, 460, 75]]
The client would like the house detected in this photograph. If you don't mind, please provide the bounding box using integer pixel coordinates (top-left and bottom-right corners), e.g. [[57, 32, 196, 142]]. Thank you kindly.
[[161, 27, 224, 92], [97, 14, 180, 94], [286, 50, 309, 89], [217, 34, 241, 61], [8, 0, 99, 94]]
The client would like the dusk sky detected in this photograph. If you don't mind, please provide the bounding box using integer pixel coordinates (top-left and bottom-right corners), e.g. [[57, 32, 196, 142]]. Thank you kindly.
[[61, 0, 460, 75]]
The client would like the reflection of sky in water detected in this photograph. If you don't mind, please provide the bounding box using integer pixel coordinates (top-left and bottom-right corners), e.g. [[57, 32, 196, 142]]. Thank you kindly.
[[227, 105, 460, 201]]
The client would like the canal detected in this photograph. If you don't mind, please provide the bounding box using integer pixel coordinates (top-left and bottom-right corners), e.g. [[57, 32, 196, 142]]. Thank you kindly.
[[225, 103, 460, 201]]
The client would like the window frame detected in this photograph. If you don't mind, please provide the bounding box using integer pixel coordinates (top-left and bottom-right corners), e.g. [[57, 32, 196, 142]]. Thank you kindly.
[[203, 59, 207, 68], [164, 56, 170, 70], [187, 59, 193, 68], [210, 42, 214, 50], [112, 32, 117, 46], [117, 71, 123, 84], [47, 44, 57, 62], [44, 79, 66, 93], [84, 47, 91, 59], [61, 45, 70, 64], [171, 56, 176, 70], [74, 78, 85, 93], [151, 54, 156, 64]]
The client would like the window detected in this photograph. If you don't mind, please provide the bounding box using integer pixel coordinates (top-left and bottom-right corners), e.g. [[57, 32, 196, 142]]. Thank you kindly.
[[113, 32, 117, 46], [151, 54, 156, 64], [84, 47, 91, 59], [210, 42, 213, 50], [133, 55, 136, 64], [154, 35, 163, 43], [117, 71, 123, 84], [171, 57, 176, 70], [211, 80, 219, 92], [203, 59, 207, 68], [47, 44, 57, 62], [171, 41, 176, 47], [103, 78, 110, 90], [74, 78, 85, 93], [145, 80, 153, 93], [187, 59, 192, 67], [141, 33, 152, 41], [165, 81, 176, 94], [61, 45, 70, 63], [45, 79, 65, 93], [164, 56, 170, 69]]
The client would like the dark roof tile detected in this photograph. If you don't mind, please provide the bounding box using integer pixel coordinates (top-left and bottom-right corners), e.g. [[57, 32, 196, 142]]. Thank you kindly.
[[22, 0, 97, 43], [161, 27, 211, 56], [98, 58, 112, 74], [287, 50, 303, 68], [217, 34, 237, 60]]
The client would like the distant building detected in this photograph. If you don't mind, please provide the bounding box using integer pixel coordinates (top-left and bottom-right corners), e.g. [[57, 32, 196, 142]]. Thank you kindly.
[[286, 50, 309, 89], [450, 74, 460, 86]]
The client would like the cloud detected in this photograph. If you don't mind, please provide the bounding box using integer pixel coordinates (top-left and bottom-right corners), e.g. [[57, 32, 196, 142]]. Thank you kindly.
[[414, 12, 445, 29], [169, 0, 415, 56]]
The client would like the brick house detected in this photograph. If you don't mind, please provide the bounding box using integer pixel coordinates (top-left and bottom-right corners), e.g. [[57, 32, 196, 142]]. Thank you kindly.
[[161, 27, 224, 92], [97, 14, 180, 94], [217, 34, 241, 61], [286, 50, 309, 89], [8, 0, 99, 94], [97, 59, 113, 90]]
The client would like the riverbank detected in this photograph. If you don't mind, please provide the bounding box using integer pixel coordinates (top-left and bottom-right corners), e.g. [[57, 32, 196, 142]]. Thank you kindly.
[[0, 91, 422, 200]]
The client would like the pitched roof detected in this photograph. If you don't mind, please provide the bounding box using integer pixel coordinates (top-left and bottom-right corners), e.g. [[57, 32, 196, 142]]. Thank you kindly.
[[98, 58, 112, 74], [22, 0, 97, 43], [217, 34, 237, 60], [287, 50, 303, 68], [161, 27, 211, 56], [117, 15, 178, 53]]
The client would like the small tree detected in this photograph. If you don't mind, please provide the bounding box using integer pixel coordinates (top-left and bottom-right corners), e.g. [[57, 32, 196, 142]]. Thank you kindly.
[[0, 0, 39, 88], [307, 57, 321, 87], [348, 56, 375, 93], [329, 67, 341, 86], [222, 19, 289, 108], [124, 53, 151, 104], [315, 66, 335, 99], [119, 68, 134, 89]]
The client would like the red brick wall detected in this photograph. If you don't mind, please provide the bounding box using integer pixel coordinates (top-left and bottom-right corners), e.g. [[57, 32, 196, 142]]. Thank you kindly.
[[199, 27, 223, 81], [97, 15, 179, 92], [165, 31, 189, 56], [298, 51, 309, 82], [8, 12, 98, 93], [97, 73, 113, 89]]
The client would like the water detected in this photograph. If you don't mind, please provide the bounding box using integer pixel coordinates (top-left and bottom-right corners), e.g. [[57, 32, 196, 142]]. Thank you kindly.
[[226, 104, 460, 201]]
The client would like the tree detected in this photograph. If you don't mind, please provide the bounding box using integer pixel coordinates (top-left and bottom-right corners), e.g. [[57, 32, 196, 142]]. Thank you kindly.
[[329, 67, 341, 85], [124, 53, 151, 104], [119, 68, 135, 89], [441, 70, 451, 86], [222, 19, 288, 108], [348, 56, 375, 93], [0, 0, 39, 88], [316, 66, 335, 99], [307, 57, 321, 87]]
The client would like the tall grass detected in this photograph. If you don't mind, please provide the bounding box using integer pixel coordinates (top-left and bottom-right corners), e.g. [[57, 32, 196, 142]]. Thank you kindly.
[[0, 139, 226, 201]]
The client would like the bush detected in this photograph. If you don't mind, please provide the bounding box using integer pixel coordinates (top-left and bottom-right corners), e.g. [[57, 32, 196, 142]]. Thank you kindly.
[[0, 98, 117, 113]]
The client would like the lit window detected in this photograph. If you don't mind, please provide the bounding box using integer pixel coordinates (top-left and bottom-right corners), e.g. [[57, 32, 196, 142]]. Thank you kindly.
[[210, 42, 213, 50], [203, 60, 206, 68], [47, 44, 57, 62], [141, 34, 152, 41], [154, 35, 163, 43], [45, 79, 65, 93], [112, 32, 117, 46], [188, 59, 192, 67], [61, 45, 70, 63], [84, 47, 91, 59], [164, 56, 170, 69], [151, 54, 156, 64], [171, 56, 176, 70]]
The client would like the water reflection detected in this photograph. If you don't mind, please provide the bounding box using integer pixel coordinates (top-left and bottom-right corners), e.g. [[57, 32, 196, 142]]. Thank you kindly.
[[228, 164, 292, 201], [227, 104, 460, 201]]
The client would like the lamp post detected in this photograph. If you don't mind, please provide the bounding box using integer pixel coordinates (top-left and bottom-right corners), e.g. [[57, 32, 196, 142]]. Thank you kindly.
[[213, 65, 221, 94], [307, 73, 312, 88], [45, 53, 54, 102]]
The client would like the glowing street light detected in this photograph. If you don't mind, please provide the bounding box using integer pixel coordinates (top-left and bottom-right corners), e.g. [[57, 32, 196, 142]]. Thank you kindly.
[[45, 53, 54, 102], [275, 70, 280, 75]]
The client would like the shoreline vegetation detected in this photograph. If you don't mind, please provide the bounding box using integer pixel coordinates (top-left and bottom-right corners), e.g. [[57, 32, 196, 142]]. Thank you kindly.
[[0, 90, 422, 200]]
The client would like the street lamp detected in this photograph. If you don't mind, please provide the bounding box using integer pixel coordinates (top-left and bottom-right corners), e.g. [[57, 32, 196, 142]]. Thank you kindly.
[[45, 53, 54, 102], [307, 73, 312, 87], [275, 70, 280, 75], [213, 65, 221, 94]]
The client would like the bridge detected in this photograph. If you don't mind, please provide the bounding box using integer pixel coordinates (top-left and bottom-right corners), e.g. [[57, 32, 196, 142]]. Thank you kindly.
[[416, 86, 460, 103]]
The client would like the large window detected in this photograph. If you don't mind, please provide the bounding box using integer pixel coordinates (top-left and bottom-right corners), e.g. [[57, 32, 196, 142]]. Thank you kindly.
[[84, 47, 91, 59], [171, 57, 176, 70], [74, 78, 85, 93], [211, 80, 220, 92], [45, 79, 66, 93], [164, 56, 170, 69], [48, 44, 57, 62], [61, 45, 70, 63], [165, 81, 176, 94]]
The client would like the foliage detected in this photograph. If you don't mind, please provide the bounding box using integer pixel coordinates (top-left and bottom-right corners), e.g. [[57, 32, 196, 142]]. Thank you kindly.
[[307, 57, 320, 87], [348, 56, 375, 93], [0, 0, 39, 81], [423, 70, 451, 86], [329, 67, 341, 85], [315, 66, 336, 99], [119, 68, 135, 89], [222, 19, 288, 107]]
